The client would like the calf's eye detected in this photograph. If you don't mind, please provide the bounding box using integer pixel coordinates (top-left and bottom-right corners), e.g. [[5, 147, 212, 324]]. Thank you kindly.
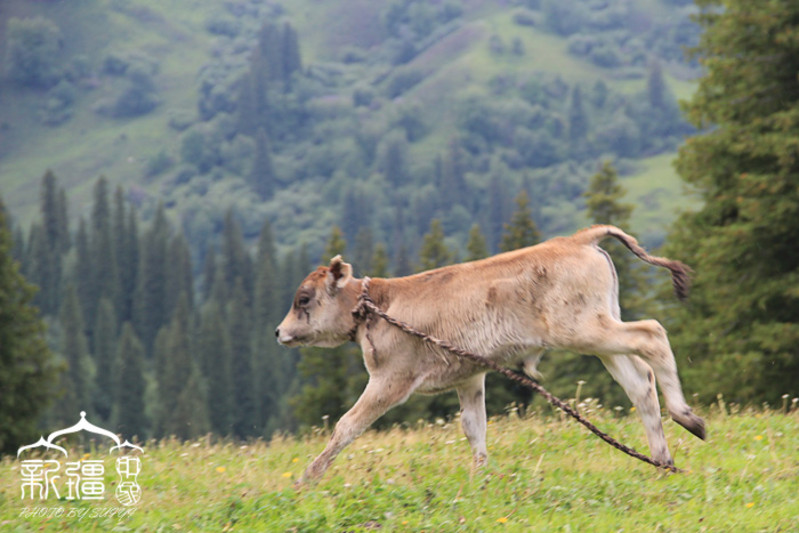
[[298, 296, 310, 307]]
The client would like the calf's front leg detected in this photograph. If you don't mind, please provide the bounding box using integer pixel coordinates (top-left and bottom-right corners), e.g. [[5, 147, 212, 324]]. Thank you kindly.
[[300, 376, 416, 484], [457, 373, 488, 467]]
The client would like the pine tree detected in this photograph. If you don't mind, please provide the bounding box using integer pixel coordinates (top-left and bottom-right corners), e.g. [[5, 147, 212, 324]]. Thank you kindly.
[[568, 85, 589, 149], [114, 187, 138, 324], [352, 227, 374, 276], [222, 209, 253, 299], [0, 198, 59, 454], [323, 226, 347, 263], [418, 219, 453, 271], [92, 298, 118, 422], [34, 170, 66, 313], [172, 361, 211, 440], [253, 222, 280, 434], [665, 0, 799, 404], [466, 224, 488, 261], [370, 243, 390, 278], [26, 222, 60, 315], [89, 177, 119, 340], [251, 128, 277, 200], [229, 280, 257, 438], [583, 161, 642, 319], [55, 284, 95, 424], [499, 191, 540, 252], [134, 203, 170, 355], [487, 175, 509, 253], [154, 294, 193, 437], [166, 234, 194, 316], [440, 138, 467, 206], [197, 294, 233, 435], [112, 323, 147, 439]]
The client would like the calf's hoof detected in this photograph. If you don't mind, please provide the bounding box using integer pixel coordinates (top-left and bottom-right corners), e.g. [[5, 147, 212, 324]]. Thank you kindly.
[[672, 409, 706, 441]]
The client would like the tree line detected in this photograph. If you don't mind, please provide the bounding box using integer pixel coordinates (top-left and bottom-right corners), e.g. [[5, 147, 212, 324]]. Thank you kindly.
[[8, 165, 635, 450]]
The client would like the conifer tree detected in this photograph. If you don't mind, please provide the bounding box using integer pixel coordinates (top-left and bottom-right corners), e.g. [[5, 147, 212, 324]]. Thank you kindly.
[[487, 175, 508, 253], [0, 198, 59, 454], [323, 226, 347, 263], [26, 223, 60, 315], [93, 298, 118, 422], [33, 170, 66, 313], [466, 224, 488, 261], [568, 85, 590, 159], [665, 0, 799, 404], [229, 280, 257, 438], [583, 161, 643, 319], [418, 219, 453, 271], [440, 138, 467, 206], [114, 187, 138, 324], [112, 323, 147, 439], [370, 243, 390, 278], [154, 294, 193, 437], [222, 209, 253, 299], [55, 284, 94, 424], [253, 221, 281, 434], [89, 177, 119, 340], [74, 218, 94, 321], [166, 234, 194, 316], [197, 292, 233, 435], [499, 191, 540, 252], [172, 361, 211, 441], [134, 203, 170, 355], [251, 128, 277, 200], [281, 22, 302, 87], [352, 227, 374, 276]]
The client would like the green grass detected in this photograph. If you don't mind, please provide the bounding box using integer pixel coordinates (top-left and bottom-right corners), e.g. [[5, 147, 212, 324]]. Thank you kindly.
[[2, 404, 797, 531]]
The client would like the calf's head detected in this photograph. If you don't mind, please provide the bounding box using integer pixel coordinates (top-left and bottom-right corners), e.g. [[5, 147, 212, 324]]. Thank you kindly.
[[275, 255, 358, 348]]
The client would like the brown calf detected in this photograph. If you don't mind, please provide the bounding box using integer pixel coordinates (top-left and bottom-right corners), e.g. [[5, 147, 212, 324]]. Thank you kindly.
[[276, 225, 705, 483]]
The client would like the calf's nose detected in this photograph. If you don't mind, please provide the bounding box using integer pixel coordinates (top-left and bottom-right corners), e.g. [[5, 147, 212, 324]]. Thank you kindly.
[[275, 327, 280, 338]]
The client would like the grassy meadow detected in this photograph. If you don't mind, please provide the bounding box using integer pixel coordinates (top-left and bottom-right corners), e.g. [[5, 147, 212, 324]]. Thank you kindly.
[[2, 400, 797, 532]]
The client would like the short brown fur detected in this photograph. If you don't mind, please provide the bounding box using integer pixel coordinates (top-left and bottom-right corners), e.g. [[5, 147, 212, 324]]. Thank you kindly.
[[276, 225, 704, 484]]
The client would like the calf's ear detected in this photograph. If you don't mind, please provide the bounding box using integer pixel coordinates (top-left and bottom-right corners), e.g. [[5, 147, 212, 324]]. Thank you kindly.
[[326, 255, 353, 294]]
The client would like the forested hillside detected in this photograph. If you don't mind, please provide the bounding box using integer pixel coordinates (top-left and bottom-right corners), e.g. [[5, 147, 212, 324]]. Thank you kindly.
[[10, 0, 797, 449], [1, 0, 698, 254]]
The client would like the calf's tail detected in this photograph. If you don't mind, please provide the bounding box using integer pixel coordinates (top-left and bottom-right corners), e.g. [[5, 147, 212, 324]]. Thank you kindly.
[[575, 225, 691, 301]]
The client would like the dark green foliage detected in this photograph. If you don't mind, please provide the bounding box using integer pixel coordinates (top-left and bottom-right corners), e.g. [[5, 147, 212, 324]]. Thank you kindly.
[[499, 191, 540, 252], [0, 199, 59, 455], [54, 285, 94, 425], [197, 294, 233, 435], [229, 281, 257, 438], [251, 128, 276, 200], [465, 224, 488, 262], [93, 298, 118, 422], [112, 323, 147, 439], [4, 17, 63, 88], [418, 219, 454, 271], [134, 204, 170, 354], [154, 295, 194, 437], [665, 0, 799, 404]]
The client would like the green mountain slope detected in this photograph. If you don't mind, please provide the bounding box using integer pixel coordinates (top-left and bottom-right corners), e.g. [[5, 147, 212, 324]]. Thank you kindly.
[[1, 0, 699, 253]]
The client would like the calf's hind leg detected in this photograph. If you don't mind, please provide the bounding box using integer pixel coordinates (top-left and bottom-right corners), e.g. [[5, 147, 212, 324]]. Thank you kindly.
[[599, 354, 672, 466], [583, 317, 705, 441]]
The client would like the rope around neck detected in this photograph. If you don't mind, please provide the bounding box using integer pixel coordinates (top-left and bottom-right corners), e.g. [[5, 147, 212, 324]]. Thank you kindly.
[[351, 277, 680, 473]]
